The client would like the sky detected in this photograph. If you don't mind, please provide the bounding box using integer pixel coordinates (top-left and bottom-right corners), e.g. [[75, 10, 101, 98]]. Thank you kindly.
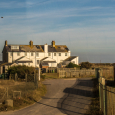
[[0, 0, 115, 63]]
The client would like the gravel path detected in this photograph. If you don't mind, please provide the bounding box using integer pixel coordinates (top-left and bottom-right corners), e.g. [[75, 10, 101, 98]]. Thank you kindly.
[[0, 78, 93, 115]]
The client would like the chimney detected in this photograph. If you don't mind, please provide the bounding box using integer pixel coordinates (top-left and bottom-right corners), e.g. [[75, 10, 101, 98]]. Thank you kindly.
[[51, 41, 55, 47], [44, 43, 48, 53], [5, 40, 7, 46], [29, 40, 33, 47]]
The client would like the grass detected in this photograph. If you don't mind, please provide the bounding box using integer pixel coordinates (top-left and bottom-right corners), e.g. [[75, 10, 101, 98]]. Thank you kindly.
[[84, 78, 103, 115], [42, 73, 59, 79], [0, 80, 47, 112]]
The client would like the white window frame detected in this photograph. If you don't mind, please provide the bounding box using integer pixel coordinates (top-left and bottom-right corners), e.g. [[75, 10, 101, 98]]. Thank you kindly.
[[65, 53, 67, 56], [31, 52, 33, 56], [37, 60, 40, 64], [59, 53, 61, 56], [54, 53, 56, 56]]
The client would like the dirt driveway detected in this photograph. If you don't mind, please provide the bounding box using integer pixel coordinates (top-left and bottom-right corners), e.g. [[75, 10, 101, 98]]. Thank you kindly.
[[0, 78, 93, 115]]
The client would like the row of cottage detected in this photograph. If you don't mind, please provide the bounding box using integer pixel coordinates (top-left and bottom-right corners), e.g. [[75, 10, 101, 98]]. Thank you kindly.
[[0, 40, 79, 74]]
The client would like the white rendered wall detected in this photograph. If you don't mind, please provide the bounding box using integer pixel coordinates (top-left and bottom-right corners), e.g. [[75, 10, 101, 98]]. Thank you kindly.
[[8, 51, 72, 67], [71, 57, 79, 65]]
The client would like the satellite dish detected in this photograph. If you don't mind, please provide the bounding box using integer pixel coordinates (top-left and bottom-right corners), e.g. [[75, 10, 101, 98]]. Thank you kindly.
[[1, 17, 3, 18]]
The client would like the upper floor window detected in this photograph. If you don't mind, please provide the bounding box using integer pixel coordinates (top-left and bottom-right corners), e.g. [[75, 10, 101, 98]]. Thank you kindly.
[[36, 52, 39, 57], [54, 53, 56, 56], [65, 53, 67, 56], [17, 52, 20, 56], [48, 53, 51, 56], [59, 53, 61, 56], [31, 52, 33, 56]]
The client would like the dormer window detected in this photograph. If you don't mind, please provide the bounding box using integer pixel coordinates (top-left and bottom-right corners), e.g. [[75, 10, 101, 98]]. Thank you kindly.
[[11, 45, 19, 50]]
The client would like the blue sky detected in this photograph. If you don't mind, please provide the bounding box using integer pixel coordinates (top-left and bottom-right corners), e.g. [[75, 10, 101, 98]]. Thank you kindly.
[[0, 0, 115, 63]]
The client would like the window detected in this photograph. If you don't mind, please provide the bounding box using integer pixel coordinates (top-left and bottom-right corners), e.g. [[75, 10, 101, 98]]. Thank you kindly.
[[37, 60, 40, 64], [10, 52, 12, 56], [31, 52, 33, 56], [22, 63, 24, 65], [11, 45, 19, 49], [54, 53, 56, 56], [28, 63, 30, 66], [17, 52, 20, 56], [65, 53, 67, 56], [25, 52, 27, 56], [36, 52, 39, 57], [48, 53, 51, 56], [59, 53, 61, 56]]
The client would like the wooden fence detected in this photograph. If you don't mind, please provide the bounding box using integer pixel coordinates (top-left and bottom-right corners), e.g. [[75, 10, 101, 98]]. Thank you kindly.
[[58, 69, 95, 78], [97, 68, 115, 115]]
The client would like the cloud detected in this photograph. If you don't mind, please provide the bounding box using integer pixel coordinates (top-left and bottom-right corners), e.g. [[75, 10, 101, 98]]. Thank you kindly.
[[0, 1, 26, 9]]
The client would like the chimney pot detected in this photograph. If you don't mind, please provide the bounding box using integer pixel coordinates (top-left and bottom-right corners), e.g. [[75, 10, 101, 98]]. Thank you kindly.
[[51, 41, 55, 47], [29, 40, 33, 47], [5, 40, 7, 46]]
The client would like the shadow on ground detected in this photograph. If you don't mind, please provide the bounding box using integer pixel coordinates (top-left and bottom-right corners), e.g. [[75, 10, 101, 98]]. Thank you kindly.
[[57, 78, 93, 115], [36, 78, 93, 115]]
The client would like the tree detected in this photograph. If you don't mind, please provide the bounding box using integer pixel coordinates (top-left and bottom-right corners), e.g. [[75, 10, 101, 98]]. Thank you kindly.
[[80, 62, 92, 69]]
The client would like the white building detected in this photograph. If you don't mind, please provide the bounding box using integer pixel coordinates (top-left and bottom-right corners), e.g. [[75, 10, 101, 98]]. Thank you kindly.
[[1, 40, 79, 70]]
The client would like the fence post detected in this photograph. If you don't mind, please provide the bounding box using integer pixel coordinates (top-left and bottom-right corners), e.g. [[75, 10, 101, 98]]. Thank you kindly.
[[99, 76, 102, 110], [36, 73, 38, 88], [34, 71, 35, 83], [25, 74, 27, 82], [103, 82, 106, 115], [15, 73, 18, 81], [9, 74, 11, 80], [59, 70, 60, 78], [65, 72, 67, 77], [70, 72, 72, 77]]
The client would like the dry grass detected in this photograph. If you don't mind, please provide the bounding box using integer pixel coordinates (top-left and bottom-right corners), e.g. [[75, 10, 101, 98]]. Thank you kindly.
[[0, 80, 46, 111], [85, 78, 103, 115]]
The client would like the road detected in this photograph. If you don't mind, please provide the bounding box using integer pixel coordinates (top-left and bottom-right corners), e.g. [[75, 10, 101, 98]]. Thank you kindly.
[[0, 78, 93, 115]]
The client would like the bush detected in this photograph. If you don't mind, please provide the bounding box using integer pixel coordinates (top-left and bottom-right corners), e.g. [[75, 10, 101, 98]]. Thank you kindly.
[[66, 62, 80, 68], [7, 65, 35, 79], [80, 62, 92, 69]]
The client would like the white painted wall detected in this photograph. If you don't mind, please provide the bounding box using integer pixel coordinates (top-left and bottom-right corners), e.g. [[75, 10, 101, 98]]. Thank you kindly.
[[7, 50, 74, 67], [71, 57, 79, 65]]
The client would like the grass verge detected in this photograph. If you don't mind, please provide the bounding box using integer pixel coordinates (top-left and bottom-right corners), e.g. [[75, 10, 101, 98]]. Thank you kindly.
[[84, 78, 103, 115], [0, 80, 47, 112]]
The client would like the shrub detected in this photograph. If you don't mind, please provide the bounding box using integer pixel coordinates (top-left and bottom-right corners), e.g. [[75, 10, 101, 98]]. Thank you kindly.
[[66, 62, 80, 68], [7, 65, 35, 79], [80, 62, 92, 69]]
